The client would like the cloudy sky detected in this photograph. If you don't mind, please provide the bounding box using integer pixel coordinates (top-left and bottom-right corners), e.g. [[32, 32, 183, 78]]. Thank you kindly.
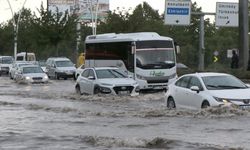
[[0, 0, 238, 23]]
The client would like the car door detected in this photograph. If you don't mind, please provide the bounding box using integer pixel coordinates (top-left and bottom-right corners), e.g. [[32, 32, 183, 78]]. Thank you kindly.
[[79, 69, 90, 94], [50, 61, 57, 77], [186, 76, 204, 109], [173, 76, 191, 108], [86, 69, 96, 94]]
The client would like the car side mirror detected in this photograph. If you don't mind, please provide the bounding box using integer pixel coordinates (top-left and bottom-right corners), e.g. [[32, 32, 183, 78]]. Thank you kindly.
[[246, 84, 250, 88], [190, 86, 200, 93], [88, 76, 95, 80]]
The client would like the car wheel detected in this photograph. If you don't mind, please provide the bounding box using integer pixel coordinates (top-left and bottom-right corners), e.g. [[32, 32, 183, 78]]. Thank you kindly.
[[167, 97, 176, 109], [75, 85, 82, 95], [201, 100, 210, 109], [9, 74, 13, 79], [94, 86, 100, 94], [55, 73, 59, 80]]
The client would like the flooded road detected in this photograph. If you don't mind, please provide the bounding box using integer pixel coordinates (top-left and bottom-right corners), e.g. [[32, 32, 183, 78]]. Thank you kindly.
[[0, 76, 250, 150]]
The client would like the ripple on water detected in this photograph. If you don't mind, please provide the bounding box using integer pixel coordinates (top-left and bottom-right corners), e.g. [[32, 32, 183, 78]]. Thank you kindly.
[[79, 136, 243, 150]]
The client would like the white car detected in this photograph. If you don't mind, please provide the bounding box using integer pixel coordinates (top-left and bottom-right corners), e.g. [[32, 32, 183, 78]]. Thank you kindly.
[[46, 57, 76, 80], [75, 67, 140, 96], [9, 61, 33, 80], [15, 65, 49, 84], [165, 72, 250, 109], [0, 56, 14, 75]]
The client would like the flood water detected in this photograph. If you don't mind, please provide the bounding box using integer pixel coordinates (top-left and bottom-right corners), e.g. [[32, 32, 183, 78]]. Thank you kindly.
[[0, 76, 250, 150]]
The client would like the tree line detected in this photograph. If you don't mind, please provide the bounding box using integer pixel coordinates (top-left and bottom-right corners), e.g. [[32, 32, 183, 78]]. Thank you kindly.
[[0, 2, 239, 69]]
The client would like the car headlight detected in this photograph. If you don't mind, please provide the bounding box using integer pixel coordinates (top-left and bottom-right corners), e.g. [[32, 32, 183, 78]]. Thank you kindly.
[[25, 76, 31, 80], [214, 97, 231, 103], [136, 74, 145, 80], [99, 87, 111, 93], [135, 86, 140, 92], [44, 75, 48, 79]]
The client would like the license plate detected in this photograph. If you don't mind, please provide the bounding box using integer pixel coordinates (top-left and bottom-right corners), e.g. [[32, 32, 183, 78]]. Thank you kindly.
[[240, 105, 250, 109], [119, 91, 129, 95]]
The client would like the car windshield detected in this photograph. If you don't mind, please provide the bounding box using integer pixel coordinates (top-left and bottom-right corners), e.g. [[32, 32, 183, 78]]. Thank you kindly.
[[38, 61, 46, 67], [1, 57, 13, 64], [23, 67, 44, 74], [96, 69, 127, 79], [202, 75, 247, 90], [136, 49, 175, 69], [18, 63, 31, 68], [55, 61, 74, 67]]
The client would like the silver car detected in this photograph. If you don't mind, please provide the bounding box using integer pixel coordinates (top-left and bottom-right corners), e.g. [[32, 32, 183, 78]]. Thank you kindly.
[[75, 67, 140, 96], [9, 61, 33, 80], [15, 65, 49, 84]]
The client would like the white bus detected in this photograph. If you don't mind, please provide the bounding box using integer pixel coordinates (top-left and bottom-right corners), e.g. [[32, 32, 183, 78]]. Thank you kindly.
[[84, 32, 177, 90]]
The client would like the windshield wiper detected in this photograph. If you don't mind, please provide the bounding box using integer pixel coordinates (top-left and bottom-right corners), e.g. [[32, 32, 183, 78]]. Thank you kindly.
[[217, 85, 246, 89], [206, 84, 219, 89]]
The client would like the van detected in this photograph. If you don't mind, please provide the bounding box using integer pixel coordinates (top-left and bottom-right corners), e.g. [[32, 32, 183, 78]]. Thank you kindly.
[[46, 57, 76, 80], [16, 52, 36, 62], [0, 56, 14, 75]]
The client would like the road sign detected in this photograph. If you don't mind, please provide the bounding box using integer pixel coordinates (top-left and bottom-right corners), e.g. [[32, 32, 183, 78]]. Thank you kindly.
[[215, 2, 238, 27], [164, 0, 191, 26], [213, 56, 218, 63]]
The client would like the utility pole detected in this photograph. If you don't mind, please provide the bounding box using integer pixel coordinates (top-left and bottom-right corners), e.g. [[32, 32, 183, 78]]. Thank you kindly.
[[239, 0, 249, 70], [198, 14, 205, 71], [192, 12, 215, 71], [6, 0, 27, 60]]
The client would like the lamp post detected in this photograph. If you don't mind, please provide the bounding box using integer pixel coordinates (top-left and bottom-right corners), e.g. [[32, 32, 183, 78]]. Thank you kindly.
[[6, 0, 27, 60]]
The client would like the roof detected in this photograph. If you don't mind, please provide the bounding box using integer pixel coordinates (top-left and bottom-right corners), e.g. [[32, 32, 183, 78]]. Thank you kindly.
[[20, 65, 40, 68], [85, 67, 119, 70], [183, 72, 231, 78], [47, 57, 70, 61], [85, 32, 173, 43]]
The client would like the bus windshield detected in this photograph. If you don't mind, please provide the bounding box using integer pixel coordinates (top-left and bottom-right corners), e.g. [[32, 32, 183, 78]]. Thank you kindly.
[[136, 49, 175, 69]]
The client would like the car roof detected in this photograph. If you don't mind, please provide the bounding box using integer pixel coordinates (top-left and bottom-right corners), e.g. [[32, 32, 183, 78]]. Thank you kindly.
[[47, 57, 70, 61], [21, 65, 40, 68], [184, 72, 231, 78], [85, 67, 119, 70]]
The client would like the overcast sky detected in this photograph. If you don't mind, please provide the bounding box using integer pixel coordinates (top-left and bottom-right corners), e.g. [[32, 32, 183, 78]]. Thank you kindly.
[[0, 0, 238, 23]]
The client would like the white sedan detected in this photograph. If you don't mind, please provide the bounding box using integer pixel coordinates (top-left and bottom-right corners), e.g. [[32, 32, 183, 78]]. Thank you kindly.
[[165, 72, 250, 109], [75, 67, 139, 96], [9, 61, 33, 80], [15, 65, 49, 84]]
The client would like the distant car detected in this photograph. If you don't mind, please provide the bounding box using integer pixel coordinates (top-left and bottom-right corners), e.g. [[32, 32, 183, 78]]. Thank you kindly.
[[15, 65, 49, 84], [75, 67, 140, 96], [9, 61, 33, 80], [38, 60, 47, 73], [0, 56, 14, 75], [75, 64, 85, 80], [46, 57, 76, 80], [165, 72, 250, 109]]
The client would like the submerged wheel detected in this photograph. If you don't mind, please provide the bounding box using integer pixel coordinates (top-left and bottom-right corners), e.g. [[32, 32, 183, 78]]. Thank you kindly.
[[167, 97, 176, 109], [75, 85, 82, 95], [94, 86, 100, 94], [201, 101, 210, 109]]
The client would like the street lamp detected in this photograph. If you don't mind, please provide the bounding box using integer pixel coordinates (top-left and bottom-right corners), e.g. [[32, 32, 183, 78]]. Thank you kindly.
[[6, 0, 28, 60]]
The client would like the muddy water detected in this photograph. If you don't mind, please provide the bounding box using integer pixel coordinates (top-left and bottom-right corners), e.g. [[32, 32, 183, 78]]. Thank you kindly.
[[0, 76, 250, 150]]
